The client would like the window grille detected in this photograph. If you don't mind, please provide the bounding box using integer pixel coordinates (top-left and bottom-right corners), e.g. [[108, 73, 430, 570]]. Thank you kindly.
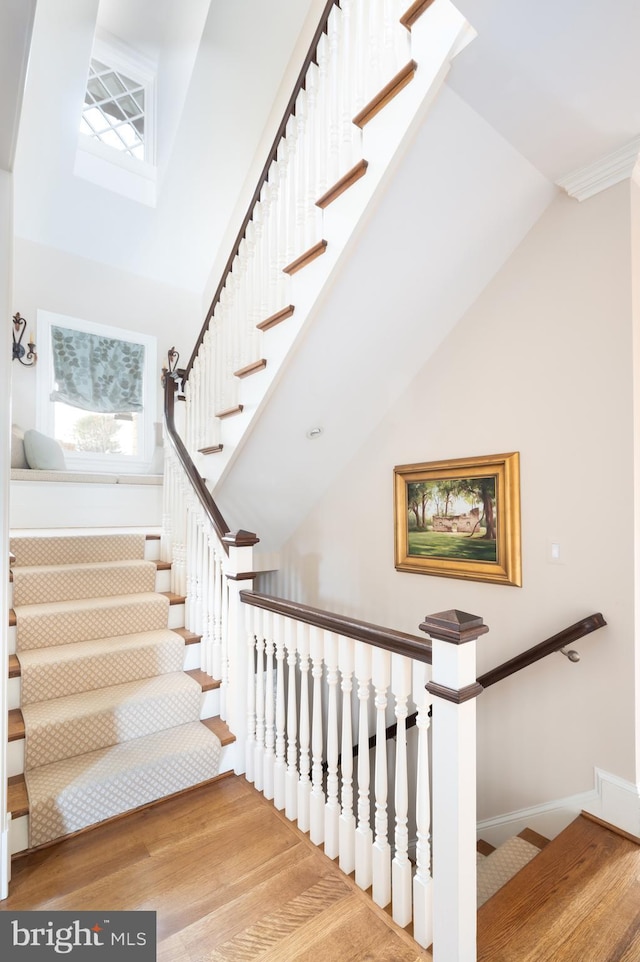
[[81, 58, 146, 161]]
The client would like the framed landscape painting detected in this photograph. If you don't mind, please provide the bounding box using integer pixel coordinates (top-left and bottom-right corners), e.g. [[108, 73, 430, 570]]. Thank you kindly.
[[394, 452, 521, 586]]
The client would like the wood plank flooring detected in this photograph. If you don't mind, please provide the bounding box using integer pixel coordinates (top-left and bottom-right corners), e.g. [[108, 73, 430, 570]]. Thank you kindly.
[[477, 813, 640, 961], [3, 774, 430, 962]]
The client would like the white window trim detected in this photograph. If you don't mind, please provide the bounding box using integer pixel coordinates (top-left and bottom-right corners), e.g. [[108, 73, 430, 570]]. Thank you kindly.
[[75, 32, 158, 205], [36, 311, 157, 474]]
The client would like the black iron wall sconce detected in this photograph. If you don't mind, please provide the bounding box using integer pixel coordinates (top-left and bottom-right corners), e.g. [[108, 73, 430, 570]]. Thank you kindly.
[[12, 313, 37, 366]]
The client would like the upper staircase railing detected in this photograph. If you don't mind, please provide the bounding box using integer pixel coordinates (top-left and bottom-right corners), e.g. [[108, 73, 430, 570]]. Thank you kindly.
[[175, 0, 473, 471]]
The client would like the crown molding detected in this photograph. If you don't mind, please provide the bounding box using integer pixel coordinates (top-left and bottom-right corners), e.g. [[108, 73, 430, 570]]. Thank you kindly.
[[557, 136, 640, 202]]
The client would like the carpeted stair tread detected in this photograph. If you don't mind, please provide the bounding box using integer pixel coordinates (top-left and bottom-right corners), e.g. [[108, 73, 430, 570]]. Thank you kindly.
[[477, 835, 541, 907], [18, 629, 186, 704], [22, 671, 202, 769], [15, 592, 170, 651], [12, 559, 158, 606], [24, 721, 222, 848], [10, 533, 147, 567]]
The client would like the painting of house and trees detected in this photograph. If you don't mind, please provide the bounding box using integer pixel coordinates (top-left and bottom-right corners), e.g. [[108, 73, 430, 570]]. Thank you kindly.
[[394, 453, 521, 586], [407, 476, 497, 563]]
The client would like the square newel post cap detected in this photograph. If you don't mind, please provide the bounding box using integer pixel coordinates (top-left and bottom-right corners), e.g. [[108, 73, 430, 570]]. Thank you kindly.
[[419, 609, 489, 645], [221, 529, 260, 548]]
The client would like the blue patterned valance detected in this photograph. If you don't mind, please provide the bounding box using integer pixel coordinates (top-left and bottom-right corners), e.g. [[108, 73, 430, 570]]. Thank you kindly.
[[50, 326, 145, 413]]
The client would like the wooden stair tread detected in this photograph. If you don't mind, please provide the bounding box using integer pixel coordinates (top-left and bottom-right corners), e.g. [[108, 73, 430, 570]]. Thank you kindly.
[[353, 60, 417, 128], [172, 627, 201, 645], [198, 445, 223, 455], [477, 838, 496, 857], [316, 159, 368, 209], [201, 715, 235, 746], [9, 707, 24, 741], [518, 826, 550, 850], [185, 669, 221, 692], [400, 0, 437, 30], [8, 775, 28, 819], [256, 304, 295, 332], [9, 654, 21, 678], [477, 814, 640, 961], [162, 592, 186, 605], [215, 404, 244, 419], [233, 358, 267, 379], [283, 239, 328, 276]]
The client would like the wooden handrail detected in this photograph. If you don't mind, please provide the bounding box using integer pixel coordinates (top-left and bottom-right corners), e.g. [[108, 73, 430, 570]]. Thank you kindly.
[[163, 375, 262, 556], [185, 0, 339, 379], [477, 612, 606, 689], [241, 593, 606, 763], [239, 590, 433, 664]]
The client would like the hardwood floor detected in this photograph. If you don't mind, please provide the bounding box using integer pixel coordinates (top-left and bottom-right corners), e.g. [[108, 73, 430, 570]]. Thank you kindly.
[[477, 813, 640, 961], [3, 774, 430, 961]]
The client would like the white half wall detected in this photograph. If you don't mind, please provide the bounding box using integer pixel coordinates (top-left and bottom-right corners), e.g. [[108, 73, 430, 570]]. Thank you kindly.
[[266, 181, 637, 820]]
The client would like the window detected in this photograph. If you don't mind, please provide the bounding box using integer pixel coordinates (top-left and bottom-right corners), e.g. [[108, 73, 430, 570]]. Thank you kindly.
[[36, 312, 157, 473], [81, 58, 146, 161], [75, 35, 157, 206]]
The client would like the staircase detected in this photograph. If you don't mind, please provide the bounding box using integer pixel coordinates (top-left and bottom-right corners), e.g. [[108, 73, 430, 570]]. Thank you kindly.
[[477, 828, 549, 908], [7, 529, 234, 855], [476, 813, 640, 960]]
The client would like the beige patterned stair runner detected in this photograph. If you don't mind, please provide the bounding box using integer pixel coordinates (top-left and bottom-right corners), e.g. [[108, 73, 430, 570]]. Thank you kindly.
[[10, 533, 147, 567], [25, 721, 221, 849], [13, 559, 157, 606], [18, 629, 186, 704], [477, 836, 541, 906], [11, 532, 222, 849]]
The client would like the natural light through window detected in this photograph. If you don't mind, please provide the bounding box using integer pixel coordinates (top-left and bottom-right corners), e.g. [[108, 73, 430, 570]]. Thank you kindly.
[[81, 58, 146, 161], [36, 311, 157, 473]]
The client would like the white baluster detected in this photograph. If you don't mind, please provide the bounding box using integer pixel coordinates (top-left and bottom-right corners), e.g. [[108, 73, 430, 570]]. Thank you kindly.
[[297, 623, 312, 832], [372, 647, 391, 908], [254, 609, 265, 794], [273, 615, 287, 811], [392, 653, 413, 927], [326, 3, 341, 189], [339, 635, 356, 875], [309, 626, 325, 846], [281, 116, 297, 269], [245, 606, 257, 784], [219, 569, 229, 721], [313, 30, 330, 203], [355, 641, 373, 890], [324, 631, 340, 859], [412, 660, 433, 950], [211, 543, 222, 681], [263, 610, 275, 800], [284, 617, 299, 821]]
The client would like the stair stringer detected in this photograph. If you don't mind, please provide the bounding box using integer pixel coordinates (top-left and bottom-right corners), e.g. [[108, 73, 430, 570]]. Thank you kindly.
[[195, 3, 476, 491]]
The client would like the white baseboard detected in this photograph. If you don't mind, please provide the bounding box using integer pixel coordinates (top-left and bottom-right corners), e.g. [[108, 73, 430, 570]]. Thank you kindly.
[[477, 767, 640, 846], [582, 768, 640, 837]]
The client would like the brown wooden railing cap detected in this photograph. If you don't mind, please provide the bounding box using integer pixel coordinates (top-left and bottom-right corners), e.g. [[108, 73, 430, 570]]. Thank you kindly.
[[222, 529, 260, 548], [419, 609, 489, 645]]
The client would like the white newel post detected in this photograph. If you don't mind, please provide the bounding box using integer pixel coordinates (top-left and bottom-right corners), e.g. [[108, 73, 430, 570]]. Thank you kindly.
[[420, 609, 489, 962], [222, 530, 259, 776]]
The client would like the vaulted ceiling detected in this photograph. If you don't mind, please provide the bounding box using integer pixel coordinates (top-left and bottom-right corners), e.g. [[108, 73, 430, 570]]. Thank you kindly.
[[5, 0, 640, 548]]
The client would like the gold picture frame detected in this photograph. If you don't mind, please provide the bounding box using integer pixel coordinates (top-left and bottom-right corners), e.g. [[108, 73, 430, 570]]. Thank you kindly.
[[394, 452, 521, 586]]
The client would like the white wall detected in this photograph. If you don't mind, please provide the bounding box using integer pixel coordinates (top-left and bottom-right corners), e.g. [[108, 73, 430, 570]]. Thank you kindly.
[[0, 168, 14, 896], [11, 238, 199, 435], [267, 182, 637, 818]]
